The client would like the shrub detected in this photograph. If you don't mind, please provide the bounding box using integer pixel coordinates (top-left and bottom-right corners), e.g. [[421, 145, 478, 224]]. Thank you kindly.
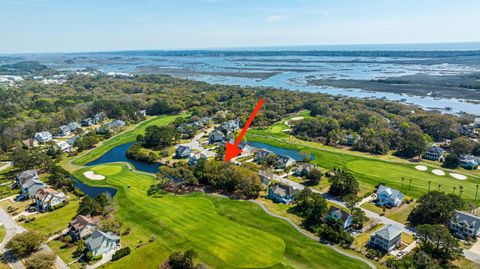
[[6, 232, 44, 257], [25, 253, 56, 269], [112, 247, 131, 261]]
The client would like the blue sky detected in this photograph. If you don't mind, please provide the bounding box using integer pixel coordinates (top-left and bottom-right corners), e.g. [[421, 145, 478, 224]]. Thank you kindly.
[[0, 0, 479, 53]]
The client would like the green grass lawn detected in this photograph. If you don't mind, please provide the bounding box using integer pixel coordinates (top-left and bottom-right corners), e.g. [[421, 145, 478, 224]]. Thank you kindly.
[[72, 164, 371, 269], [72, 114, 188, 166], [246, 116, 480, 204], [48, 240, 83, 269], [22, 196, 80, 237], [0, 225, 5, 243]]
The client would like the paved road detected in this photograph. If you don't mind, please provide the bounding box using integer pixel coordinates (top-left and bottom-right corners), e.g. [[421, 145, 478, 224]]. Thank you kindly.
[[178, 127, 216, 158], [263, 171, 412, 234], [0, 206, 70, 269], [251, 200, 376, 269], [464, 240, 480, 264]]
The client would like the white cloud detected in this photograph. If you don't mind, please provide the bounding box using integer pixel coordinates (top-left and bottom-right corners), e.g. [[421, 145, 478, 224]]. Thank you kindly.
[[267, 15, 286, 22]]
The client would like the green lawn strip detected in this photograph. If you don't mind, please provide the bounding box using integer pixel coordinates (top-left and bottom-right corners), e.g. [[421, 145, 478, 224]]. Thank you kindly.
[[22, 197, 80, 237], [246, 133, 480, 204], [452, 257, 480, 269], [73, 164, 371, 269], [0, 225, 5, 243], [48, 240, 82, 269], [73, 114, 188, 166], [353, 224, 384, 250]]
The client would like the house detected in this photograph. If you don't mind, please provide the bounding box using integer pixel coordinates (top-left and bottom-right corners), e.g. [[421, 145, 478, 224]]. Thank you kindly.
[[459, 155, 479, 170], [346, 134, 360, 146], [67, 135, 80, 146], [423, 146, 445, 161], [276, 154, 296, 169], [55, 140, 72, 152], [326, 206, 353, 230], [85, 230, 120, 257], [188, 152, 208, 166], [81, 118, 95, 127], [58, 125, 71, 137], [34, 131, 53, 143], [67, 122, 81, 132], [238, 142, 254, 156], [258, 171, 274, 186], [450, 210, 480, 239], [15, 170, 39, 187], [22, 138, 39, 148], [136, 110, 147, 117], [107, 120, 126, 129], [68, 215, 101, 240], [209, 130, 225, 143], [94, 112, 106, 123], [255, 149, 274, 162], [376, 185, 404, 207], [475, 118, 480, 128], [20, 178, 47, 199], [459, 125, 476, 137], [175, 145, 193, 159], [267, 183, 299, 204], [221, 119, 240, 134], [369, 224, 403, 252], [35, 188, 67, 211], [293, 163, 316, 177]]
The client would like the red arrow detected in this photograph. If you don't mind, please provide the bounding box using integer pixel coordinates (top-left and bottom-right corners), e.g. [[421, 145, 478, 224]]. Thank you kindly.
[[224, 98, 264, 162]]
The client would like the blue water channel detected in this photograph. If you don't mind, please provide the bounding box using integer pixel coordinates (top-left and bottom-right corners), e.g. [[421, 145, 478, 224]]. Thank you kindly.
[[247, 141, 315, 161], [74, 142, 162, 197]]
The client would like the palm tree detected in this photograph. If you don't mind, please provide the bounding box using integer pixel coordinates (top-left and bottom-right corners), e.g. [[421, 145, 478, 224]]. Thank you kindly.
[[401, 177, 405, 192], [408, 178, 412, 192], [476, 185, 479, 200], [428, 181, 431, 192], [438, 184, 442, 191], [459, 185, 464, 198], [453, 186, 457, 194]]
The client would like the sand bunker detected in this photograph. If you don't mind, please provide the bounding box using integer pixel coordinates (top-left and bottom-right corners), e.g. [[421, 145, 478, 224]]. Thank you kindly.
[[450, 173, 467, 180], [83, 171, 106, 180], [415, 165, 428, 171], [432, 169, 445, 176]]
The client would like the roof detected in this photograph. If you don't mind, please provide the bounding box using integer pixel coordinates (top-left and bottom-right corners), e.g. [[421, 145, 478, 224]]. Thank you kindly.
[[372, 224, 402, 241], [256, 148, 274, 158], [86, 230, 120, 251], [55, 140, 71, 151], [176, 145, 192, 155], [426, 145, 445, 155], [67, 122, 81, 130], [376, 185, 402, 199], [475, 118, 480, 124], [35, 188, 66, 203], [59, 125, 70, 133], [70, 215, 101, 232], [21, 178, 46, 190], [107, 120, 126, 128], [277, 154, 295, 163], [16, 170, 38, 181], [34, 131, 52, 140], [452, 211, 480, 231], [270, 184, 299, 197], [327, 206, 351, 223]]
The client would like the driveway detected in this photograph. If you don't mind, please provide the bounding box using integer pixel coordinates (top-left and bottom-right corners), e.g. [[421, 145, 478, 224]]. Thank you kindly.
[[464, 240, 480, 264], [178, 127, 216, 158], [0, 162, 12, 172]]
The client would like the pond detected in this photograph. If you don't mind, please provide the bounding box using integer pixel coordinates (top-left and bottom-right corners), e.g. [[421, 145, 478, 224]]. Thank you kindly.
[[247, 141, 315, 161], [86, 142, 162, 173], [72, 177, 117, 198]]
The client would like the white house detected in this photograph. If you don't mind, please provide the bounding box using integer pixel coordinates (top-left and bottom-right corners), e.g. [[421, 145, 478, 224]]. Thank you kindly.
[[55, 140, 72, 152], [67, 122, 82, 131], [326, 206, 353, 230], [450, 210, 480, 239], [35, 188, 67, 211], [276, 154, 296, 169], [58, 125, 71, 137], [423, 146, 445, 161], [376, 185, 404, 207], [475, 118, 480, 128], [34, 131, 53, 143], [369, 224, 403, 252], [86, 230, 120, 257], [20, 178, 47, 199]]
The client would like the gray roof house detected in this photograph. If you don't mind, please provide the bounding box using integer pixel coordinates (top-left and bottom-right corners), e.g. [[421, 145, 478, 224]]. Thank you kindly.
[[209, 130, 225, 143], [107, 120, 126, 129], [376, 185, 404, 208], [254, 149, 274, 162], [175, 145, 193, 159], [221, 119, 240, 134], [459, 125, 476, 137], [326, 206, 353, 230], [293, 163, 316, 177], [67, 135, 80, 146], [20, 178, 47, 199], [81, 118, 95, 127], [16, 170, 38, 186], [423, 146, 445, 161], [69, 215, 101, 240], [369, 224, 403, 252], [58, 125, 71, 137], [94, 112, 106, 123], [267, 183, 299, 204], [34, 131, 53, 143], [67, 122, 82, 131], [450, 210, 480, 239], [276, 154, 296, 169], [86, 230, 120, 257]]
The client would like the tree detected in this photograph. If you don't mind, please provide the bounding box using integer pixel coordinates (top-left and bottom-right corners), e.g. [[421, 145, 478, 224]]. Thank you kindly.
[[416, 224, 462, 262], [10, 148, 53, 172], [77, 193, 112, 216], [395, 129, 427, 158], [328, 170, 359, 198], [299, 150, 311, 162], [144, 125, 177, 148], [472, 143, 480, 157], [47, 165, 75, 191], [442, 153, 459, 169], [351, 208, 367, 230], [305, 168, 323, 185], [292, 188, 327, 229], [343, 194, 360, 214], [6, 232, 44, 257], [407, 191, 464, 226], [25, 253, 56, 269], [451, 136, 474, 156], [167, 249, 205, 269]]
